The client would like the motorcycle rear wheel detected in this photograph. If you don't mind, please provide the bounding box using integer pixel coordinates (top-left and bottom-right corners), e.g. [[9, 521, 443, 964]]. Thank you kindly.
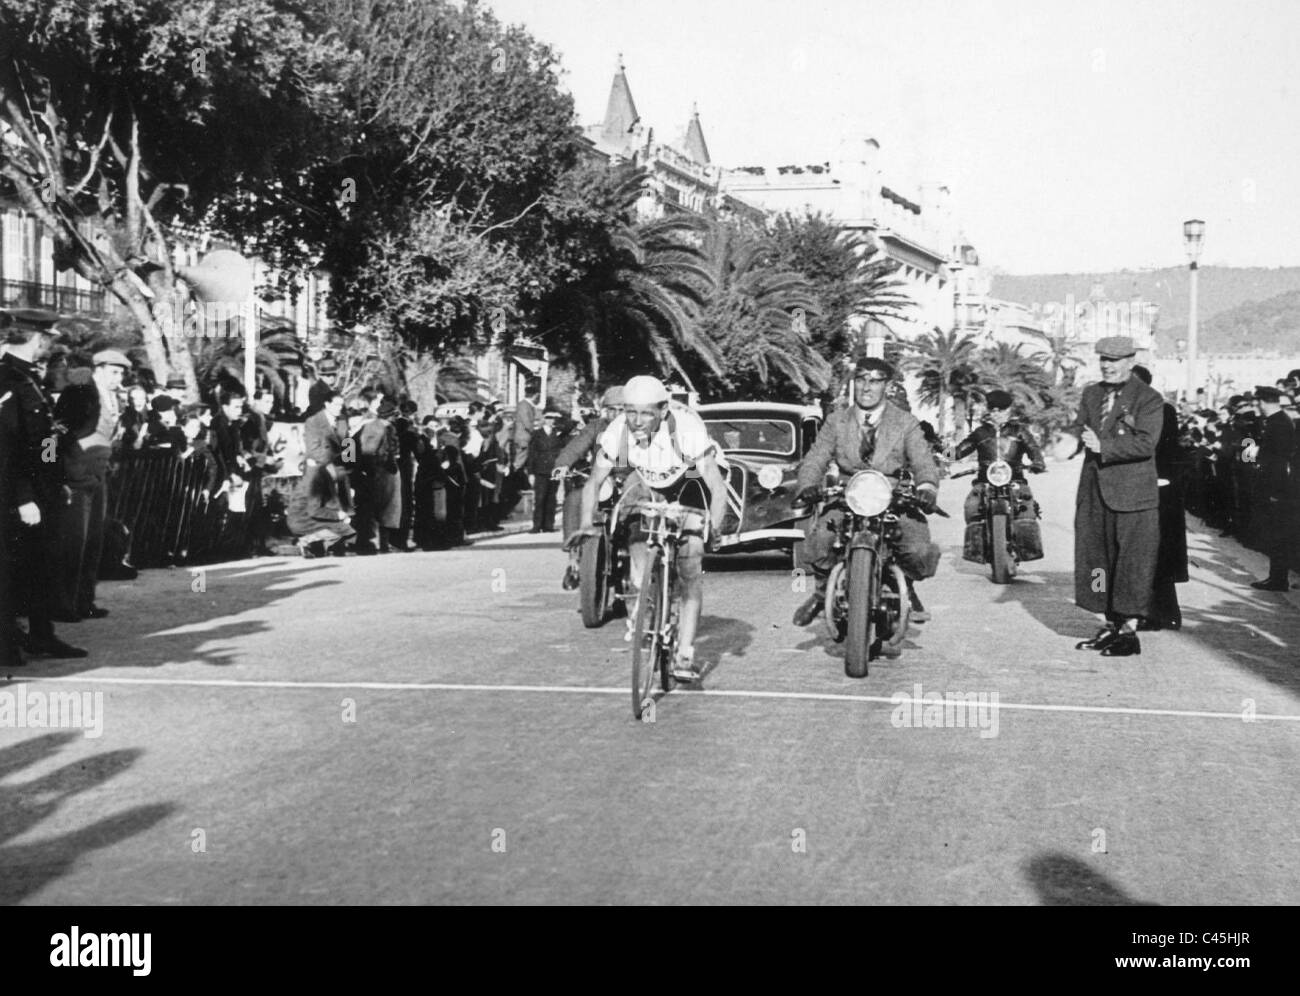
[[824, 561, 847, 642], [845, 548, 878, 678], [579, 531, 611, 627]]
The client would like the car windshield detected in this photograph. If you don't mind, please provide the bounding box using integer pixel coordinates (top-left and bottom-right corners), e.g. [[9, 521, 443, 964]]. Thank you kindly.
[[704, 418, 795, 456]]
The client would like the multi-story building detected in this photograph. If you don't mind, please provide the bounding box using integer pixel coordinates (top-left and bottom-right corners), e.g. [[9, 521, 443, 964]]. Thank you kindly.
[[717, 137, 959, 343], [1, 199, 108, 316], [584, 57, 765, 225]]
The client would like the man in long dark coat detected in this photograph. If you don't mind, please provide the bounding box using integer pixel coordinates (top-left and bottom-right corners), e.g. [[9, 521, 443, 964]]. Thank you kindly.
[[1248, 385, 1296, 591], [1068, 337, 1165, 657], [1133, 365, 1189, 629], [0, 309, 87, 659]]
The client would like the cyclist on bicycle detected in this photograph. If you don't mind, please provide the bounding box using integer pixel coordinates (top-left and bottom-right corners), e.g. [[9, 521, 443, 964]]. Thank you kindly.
[[569, 375, 729, 677], [552, 386, 625, 590]]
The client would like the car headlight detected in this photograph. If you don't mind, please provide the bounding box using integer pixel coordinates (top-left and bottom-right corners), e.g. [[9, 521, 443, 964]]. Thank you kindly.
[[987, 460, 1013, 487], [757, 464, 784, 491], [844, 470, 893, 517]]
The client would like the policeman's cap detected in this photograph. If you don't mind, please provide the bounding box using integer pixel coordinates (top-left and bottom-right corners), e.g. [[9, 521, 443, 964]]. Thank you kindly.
[[150, 395, 179, 413], [1094, 336, 1136, 359], [1, 307, 65, 338]]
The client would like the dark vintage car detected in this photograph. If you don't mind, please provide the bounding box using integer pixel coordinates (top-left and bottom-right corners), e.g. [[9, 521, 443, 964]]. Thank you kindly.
[[696, 401, 824, 557]]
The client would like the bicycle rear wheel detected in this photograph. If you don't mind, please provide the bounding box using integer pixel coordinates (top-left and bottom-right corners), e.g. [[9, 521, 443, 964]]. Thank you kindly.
[[631, 550, 666, 719]]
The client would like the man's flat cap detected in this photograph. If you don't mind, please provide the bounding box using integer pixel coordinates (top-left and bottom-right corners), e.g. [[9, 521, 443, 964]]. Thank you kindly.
[[1254, 386, 1282, 403], [1094, 336, 1136, 359], [93, 349, 132, 368]]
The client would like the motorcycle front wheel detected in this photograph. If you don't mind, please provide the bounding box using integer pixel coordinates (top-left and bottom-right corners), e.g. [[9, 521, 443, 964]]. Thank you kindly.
[[990, 512, 1016, 585], [845, 548, 879, 678]]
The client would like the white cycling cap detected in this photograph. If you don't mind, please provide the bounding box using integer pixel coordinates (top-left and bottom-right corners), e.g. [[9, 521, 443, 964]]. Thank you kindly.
[[623, 375, 670, 406]]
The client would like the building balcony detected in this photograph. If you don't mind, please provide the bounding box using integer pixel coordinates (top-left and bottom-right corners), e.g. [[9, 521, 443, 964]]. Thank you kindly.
[[1, 278, 108, 317]]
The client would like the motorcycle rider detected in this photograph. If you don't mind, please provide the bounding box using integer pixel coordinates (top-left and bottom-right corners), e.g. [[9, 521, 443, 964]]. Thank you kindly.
[[791, 357, 941, 627], [953, 389, 1046, 540], [568, 375, 728, 678], [552, 386, 625, 590]]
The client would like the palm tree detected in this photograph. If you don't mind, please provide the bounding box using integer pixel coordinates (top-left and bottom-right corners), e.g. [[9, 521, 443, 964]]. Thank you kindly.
[[537, 165, 717, 387], [900, 327, 980, 441], [193, 319, 309, 406], [973, 342, 1052, 411], [690, 216, 831, 401], [1024, 329, 1084, 386]]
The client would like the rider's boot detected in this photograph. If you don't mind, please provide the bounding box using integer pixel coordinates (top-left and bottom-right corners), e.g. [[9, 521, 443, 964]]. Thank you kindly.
[[793, 582, 826, 626], [906, 579, 930, 623]]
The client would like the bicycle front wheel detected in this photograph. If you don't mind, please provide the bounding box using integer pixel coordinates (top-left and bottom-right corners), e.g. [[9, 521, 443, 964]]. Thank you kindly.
[[631, 549, 667, 719]]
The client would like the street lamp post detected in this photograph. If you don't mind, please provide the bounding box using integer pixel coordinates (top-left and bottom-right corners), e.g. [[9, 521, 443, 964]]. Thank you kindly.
[[1183, 219, 1205, 402]]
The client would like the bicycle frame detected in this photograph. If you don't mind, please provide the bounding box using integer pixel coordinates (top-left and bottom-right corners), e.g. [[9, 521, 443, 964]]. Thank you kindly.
[[628, 500, 695, 719]]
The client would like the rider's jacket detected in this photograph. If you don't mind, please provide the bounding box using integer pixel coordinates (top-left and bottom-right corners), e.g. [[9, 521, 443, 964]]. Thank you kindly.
[[954, 420, 1046, 484], [554, 414, 613, 472], [596, 404, 721, 490]]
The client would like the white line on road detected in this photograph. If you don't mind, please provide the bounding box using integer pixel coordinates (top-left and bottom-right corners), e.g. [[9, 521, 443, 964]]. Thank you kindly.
[[17, 675, 1300, 723]]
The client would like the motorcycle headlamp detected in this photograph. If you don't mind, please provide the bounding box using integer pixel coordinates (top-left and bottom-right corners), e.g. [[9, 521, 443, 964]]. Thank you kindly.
[[844, 469, 894, 517], [987, 460, 1013, 487]]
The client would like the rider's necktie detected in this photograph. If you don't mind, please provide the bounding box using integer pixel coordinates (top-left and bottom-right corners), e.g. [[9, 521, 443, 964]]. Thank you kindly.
[[859, 417, 877, 465]]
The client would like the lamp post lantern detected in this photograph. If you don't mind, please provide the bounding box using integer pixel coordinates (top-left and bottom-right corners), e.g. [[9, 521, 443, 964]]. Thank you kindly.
[[1183, 219, 1205, 401]]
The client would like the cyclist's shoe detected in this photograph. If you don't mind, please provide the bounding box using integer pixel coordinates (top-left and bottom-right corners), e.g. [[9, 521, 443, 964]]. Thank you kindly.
[[561, 563, 580, 590], [669, 647, 700, 682], [793, 595, 823, 627]]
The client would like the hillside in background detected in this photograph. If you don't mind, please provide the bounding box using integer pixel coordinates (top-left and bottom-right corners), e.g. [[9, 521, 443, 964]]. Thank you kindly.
[[990, 267, 1300, 352], [1193, 289, 1300, 354]]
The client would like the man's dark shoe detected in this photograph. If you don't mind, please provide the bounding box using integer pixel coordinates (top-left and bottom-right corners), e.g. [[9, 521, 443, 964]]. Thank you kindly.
[[1100, 631, 1141, 657], [49, 612, 82, 623], [1250, 579, 1291, 591], [85, 605, 109, 619], [1075, 627, 1119, 651], [793, 595, 823, 627], [906, 584, 930, 623], [1136, 619, 1163, 632], [27, 637, 88, 659]]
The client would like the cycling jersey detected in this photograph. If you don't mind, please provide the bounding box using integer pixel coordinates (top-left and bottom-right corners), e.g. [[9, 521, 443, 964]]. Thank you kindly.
[[596, 405, 725, 490]]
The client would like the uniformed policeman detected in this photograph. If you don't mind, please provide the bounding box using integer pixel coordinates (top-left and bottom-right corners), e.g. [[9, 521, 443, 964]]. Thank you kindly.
[[1249, 385, 1296, 591], [0, 308, 88, 659]]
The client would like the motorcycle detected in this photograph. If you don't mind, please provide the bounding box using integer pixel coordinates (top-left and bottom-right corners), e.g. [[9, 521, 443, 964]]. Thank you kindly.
[[952, 425, 1043, 585], [567, 467, 632, 628], [796, 470, 942, 678]]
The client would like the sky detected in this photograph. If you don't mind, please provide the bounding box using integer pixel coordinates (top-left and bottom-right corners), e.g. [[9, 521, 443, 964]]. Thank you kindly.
[[483, 0, 1300, 275]]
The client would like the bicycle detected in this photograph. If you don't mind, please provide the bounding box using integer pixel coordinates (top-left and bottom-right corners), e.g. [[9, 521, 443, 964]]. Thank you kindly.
[[627, 499, 700, 720]]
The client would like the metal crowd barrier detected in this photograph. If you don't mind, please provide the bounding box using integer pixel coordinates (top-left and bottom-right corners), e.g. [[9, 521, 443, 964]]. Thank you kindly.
[[107, 450, 251, 567]]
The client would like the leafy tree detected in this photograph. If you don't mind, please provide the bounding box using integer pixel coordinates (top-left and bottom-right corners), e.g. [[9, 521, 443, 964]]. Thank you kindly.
[[0, 0, 347, 393]]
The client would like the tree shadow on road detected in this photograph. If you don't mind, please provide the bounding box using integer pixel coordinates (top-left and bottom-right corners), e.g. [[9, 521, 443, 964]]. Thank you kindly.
[[18, 560, 344, 681], [1024, 852, 1159, 906], [0, 731, 175, 904]]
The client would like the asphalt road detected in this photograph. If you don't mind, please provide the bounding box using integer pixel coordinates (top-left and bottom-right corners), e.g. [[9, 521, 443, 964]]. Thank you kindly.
[[3, 458, 1298, 904]]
